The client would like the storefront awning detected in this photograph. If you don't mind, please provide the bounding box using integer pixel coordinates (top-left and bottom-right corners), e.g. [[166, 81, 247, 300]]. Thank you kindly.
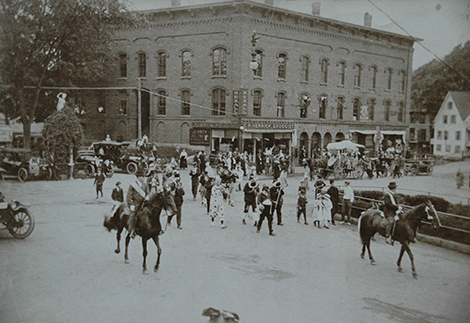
[[381, 130, 406, 136], [243, 129, 294, 133], [350, 130, 377, 135]]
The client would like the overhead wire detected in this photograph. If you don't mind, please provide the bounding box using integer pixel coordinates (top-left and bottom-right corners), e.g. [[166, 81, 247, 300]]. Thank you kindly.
[[366, 0, 470, 83]]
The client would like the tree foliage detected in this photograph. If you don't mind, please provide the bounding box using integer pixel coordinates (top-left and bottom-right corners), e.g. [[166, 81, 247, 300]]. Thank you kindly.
[[42, 107, 83, 164], [411, 41, 470, 117], [0, 0, 135, 148]]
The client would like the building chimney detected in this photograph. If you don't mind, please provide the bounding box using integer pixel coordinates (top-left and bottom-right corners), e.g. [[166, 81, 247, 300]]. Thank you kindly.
[[311, 2, 321, 16], [265, 0, 274, 5], [171, 0, 181, 7], [364, 12, 372, 27]]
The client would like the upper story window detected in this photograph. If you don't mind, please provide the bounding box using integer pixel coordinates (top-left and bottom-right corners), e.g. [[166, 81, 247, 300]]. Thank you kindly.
[[157, 52, 166, 77], [338, 61, 346, 86], [419, 114, 426, 124], [451, 115, 456, 123], [336, 97, 344, 120], [444, 131, 448, 140], [138, 52, 146, 78], [212, 88, 226, 115], [443, 115, 448, 124], [254, 50, 263, 77], [418, 129, 427, 142], [300, 93, 310, 118], [276, 92, 286, 118], [370, 66, 377, 89], [354, 63, 362, 88], [368, 98, 376, 121], [319, 96, 327, 119], [212, 48, 227, 76], [353, 98, 360, 120], [181, 90, 190, 115], [386, 68, 393, 91], [398, 101, 404, 123], [301, 56, 309, 82], [320, 58, 328, 84], [157, 90, 166, 115], [182, 50, 191, 77], [399, 70, 406, 92], [409, 128, 415, 140], [384, 100, 391, 121], [456, 131, 461, 140], [437, 131, 442, 139], [119, 53, 127, 78], [253, 90, 262, 116], [278, 53, 287, 79], [447, 102, 453, 110]]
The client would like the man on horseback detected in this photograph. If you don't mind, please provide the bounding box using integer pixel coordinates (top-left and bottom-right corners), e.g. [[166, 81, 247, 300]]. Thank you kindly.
[[127, 174, 148, 238], [383, 181, 403, 244]]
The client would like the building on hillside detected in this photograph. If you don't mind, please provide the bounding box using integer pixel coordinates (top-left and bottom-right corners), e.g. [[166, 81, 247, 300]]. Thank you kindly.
[[432, 91, 470, 158], [76, 0, 416, 162], [408, 109, 433, 156]]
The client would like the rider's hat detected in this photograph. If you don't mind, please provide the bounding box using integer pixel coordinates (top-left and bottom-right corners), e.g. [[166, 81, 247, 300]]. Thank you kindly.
[[388, 182, 397, 189]]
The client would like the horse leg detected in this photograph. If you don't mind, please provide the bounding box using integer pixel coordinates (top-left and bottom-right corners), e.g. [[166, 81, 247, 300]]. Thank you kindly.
[[367, 241, 376, 265], [152, 235, 162, 272], [361, 244, 365, 259], [397, 245, 406, 273], [115, 228, 122, 254], [124, 233, 131, 264], [142, 237, 149, 275], [402, 243, 417, 278]]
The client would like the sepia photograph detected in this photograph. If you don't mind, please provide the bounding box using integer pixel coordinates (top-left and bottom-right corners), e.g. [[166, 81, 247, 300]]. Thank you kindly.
[[0, 0, 469, 322]]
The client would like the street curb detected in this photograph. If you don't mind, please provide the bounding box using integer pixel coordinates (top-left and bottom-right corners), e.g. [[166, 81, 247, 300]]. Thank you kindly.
[[416, 233, 470, 255]]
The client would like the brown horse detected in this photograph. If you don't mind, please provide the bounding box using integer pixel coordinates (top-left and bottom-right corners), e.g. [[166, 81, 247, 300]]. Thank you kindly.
[[358, 201, 441, 278], [103, 191, 166, 274]]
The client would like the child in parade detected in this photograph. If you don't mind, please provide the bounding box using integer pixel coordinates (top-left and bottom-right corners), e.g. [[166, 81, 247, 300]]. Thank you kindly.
[[297, 185, 308, 225]]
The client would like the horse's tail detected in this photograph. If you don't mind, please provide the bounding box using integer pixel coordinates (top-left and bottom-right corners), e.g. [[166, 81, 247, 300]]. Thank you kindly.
[[358, 212, 370, 245], [103, 215, 117, 232]]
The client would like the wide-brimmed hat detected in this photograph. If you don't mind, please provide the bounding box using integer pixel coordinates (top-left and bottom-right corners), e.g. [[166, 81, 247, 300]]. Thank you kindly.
[[388, 182, 397, 189], [273, 180, 281, 187]]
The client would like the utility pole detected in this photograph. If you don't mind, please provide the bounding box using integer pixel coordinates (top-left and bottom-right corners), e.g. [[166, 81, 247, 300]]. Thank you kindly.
[[137, 78, 142, 139]]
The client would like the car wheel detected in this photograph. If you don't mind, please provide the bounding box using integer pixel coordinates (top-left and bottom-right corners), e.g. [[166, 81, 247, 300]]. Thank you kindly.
[[126, 162, 138, 175], [8, 208, 35, 239], [18, 167, 29, 182], [85, 164, 95, 178]]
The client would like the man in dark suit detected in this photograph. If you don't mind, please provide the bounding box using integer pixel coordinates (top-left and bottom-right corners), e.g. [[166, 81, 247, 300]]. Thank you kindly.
[[383, 181, 402, 244], [111, 181, 124, 203], [127, 174, 148, 238], [269, 180, 284, 226], [326, 179, 339, 225]]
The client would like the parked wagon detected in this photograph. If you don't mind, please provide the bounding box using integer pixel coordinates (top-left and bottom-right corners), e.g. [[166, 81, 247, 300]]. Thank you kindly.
[[403, 158, 434, 176]]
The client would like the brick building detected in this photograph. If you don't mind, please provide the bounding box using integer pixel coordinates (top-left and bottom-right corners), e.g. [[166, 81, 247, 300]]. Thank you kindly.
[[78, 0, 416, 161]]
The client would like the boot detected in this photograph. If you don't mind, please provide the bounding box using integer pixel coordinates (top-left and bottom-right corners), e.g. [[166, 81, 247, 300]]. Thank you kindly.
[[385, 224, 392, 244]]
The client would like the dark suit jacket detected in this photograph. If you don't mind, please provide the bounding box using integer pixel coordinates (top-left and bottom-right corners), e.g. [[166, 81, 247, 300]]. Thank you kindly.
[[383, 192, 399, 218]]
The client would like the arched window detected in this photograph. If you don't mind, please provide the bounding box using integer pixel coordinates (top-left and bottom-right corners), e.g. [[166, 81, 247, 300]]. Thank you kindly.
[[254, 50, 263, 77], [399, 70, 406, 92], [319, 95, 327, 119], [398, 101, 404, 123], [138, 52, 146, 78], [253, 90, 262, 116], [353, 98, 361, 120], [157, 52, 166, 77], [338, 61, 345, 86], [320, 58, 328, 83], [119, 53, 127, 78], [181, 90, 190, 115], [370, 66, 378, 89], [157, 90, 167, 115], [276, 92, 286, 117], [368, 98, 376, 121], [386, 68, 393, 90], [384, 100, 391, 121], [336, 97, 344, 120], [212, 48, 227, 76], [354, 63, 362, 88], [182, 50, 191, 77], [301, 56, 309, 82], [278, 53, 287, 79], [212, 88, 226, 115]]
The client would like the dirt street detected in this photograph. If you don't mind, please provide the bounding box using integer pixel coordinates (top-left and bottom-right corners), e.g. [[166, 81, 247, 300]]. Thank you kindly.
[[0, 162, 469, 323]]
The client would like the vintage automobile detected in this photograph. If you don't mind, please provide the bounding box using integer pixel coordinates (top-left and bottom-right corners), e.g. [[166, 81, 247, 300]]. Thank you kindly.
[[0, 148, 52, 182], [403, 158, 434, 176]]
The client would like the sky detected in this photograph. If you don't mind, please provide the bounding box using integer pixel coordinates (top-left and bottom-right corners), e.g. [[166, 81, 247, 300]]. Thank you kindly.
[[127, 0, 470, 70]]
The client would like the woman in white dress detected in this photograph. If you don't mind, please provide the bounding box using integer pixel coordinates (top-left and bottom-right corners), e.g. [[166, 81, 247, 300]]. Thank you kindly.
[[312, 189, 332, 229], [210, 176, 227, 228]]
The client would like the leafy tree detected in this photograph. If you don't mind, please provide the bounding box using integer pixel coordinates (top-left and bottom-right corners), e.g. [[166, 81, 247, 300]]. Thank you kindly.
[[0, 0, 134, 148], [411, 41, 470, 117], [42, 107, 83, 166]]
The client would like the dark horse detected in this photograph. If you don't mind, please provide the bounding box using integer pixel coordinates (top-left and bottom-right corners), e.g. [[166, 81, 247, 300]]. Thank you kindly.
[[358, 201, 441, 278], [103, 191, 166, 274]]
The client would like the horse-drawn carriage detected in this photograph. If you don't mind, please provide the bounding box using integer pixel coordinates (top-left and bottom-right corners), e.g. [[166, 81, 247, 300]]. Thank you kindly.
[[313, 155, 365, 180], [403, 158, 434, 176]]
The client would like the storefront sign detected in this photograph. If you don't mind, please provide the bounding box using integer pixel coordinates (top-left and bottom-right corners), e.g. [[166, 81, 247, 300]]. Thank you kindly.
[[241, 89, 248, 115], [192, 122, 239, 129], [243, 120, 294, 130], [233, 90, 239, 115], [190, 129, 210, 145]]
